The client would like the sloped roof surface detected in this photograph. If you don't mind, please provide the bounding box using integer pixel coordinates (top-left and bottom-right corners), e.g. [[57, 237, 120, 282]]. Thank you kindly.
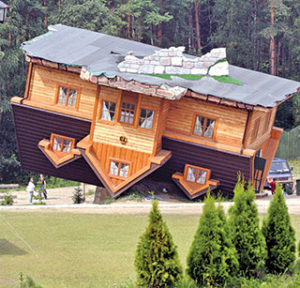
[[21, 24, 300, 108]]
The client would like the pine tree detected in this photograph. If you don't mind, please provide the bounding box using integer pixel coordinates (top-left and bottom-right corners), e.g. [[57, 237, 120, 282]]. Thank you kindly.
[[262, 184, 296, 273], [135, 200, 182, 288], [187, 195, 238, 287], [228, 177, 266, 277], [72, 184, 84, 204]]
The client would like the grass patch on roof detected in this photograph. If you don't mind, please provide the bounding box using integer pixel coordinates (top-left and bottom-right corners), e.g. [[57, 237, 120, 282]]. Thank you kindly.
[[147, 73, 243, 85]]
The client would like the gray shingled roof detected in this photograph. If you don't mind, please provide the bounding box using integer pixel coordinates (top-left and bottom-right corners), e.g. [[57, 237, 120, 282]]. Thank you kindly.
[[21, 24, 300, 108]]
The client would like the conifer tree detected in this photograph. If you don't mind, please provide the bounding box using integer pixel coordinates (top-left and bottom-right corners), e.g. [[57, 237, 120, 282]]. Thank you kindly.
[[228, 177, 266, 277], [135, 200, 182, 288], [187, 195, 238, 287], [262, 184, 296, 273]]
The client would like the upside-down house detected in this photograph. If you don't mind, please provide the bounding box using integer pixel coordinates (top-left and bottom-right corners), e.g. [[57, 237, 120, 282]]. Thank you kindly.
[[11, 24, 300, 199]]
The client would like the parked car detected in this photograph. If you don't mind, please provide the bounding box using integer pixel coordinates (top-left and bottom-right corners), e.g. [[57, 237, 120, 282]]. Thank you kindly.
[[265, 158, 293, 194]]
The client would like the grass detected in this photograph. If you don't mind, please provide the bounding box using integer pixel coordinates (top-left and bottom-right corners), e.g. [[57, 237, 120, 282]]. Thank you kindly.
[[147, 73, 243, 85], [0, 212, 300, 288]]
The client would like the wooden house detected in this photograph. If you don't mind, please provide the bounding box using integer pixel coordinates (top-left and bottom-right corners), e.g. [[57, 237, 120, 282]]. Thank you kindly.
[[11, 25, 300, 199]]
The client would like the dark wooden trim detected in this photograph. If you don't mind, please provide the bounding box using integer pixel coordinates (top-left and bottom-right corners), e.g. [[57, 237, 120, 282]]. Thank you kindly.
[[38, 144, 81, 168], [240, 110, 251, 154], [22, 62, 33, 104]]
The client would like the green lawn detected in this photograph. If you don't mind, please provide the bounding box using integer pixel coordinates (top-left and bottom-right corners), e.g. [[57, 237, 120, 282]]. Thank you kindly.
[[0, 212, 300, 288]]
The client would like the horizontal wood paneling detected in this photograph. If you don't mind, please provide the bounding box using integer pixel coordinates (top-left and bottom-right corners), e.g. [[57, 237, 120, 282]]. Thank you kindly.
[[93, 88, 162, 154], [151, 136, 253, 196], [11, 103, 101, 186], [28, 65, 97, 119], [165, 97, 248, 148]]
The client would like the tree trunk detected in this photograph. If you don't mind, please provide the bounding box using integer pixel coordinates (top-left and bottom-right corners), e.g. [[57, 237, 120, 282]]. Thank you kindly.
[[157, 0, 163, 46], [194, 0, 201, 53], [44, 0, 48, 28], [94, 187, 112, 204], [127, 14, 131, 39], [270, 1, 276, 75], [188, 9, 193, 52]]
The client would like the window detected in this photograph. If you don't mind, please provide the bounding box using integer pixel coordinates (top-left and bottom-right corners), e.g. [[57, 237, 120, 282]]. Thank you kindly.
[[109, 160, 130, 178], [119, 91, 138, 125], [100, 100, 116, 122], [193, 115, 216, 139], [57, 85, 79, 108], [184, 165, 209, 185], [51, 134, 75, 154], [139, 108, 154, 129]]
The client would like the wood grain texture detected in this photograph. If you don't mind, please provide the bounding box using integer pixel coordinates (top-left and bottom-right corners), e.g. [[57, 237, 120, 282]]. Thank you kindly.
[[165, 97, 248, 148], [28, 65, 97, 119], [245, 107, 277, 149], [93, 87, 161, 154]]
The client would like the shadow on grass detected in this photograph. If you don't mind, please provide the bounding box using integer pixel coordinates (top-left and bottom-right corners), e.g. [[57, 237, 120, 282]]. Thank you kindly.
[[0, 239, 28, 256]]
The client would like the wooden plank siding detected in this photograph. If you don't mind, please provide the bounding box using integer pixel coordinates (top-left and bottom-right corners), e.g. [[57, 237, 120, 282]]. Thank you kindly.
[[165, 97, 249, 149], [11, 103, 102, 186], [92, 142, 151, 186], [25, 65, 97, 120], [245, 107, 277, 150], [93, 86, 162, 154]]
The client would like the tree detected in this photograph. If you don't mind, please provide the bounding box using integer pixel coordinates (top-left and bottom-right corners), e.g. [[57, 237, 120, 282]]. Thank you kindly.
[[72, 184, 84, 204], [135, 200, 182, 287], [187, 194, 238, 286], [228, 177, 266, 277], [262, 184, 296, 273]]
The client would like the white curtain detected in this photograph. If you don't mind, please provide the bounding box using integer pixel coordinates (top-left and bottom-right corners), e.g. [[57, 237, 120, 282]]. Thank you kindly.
[[140, 111, 154, 129], [204, 120, 215, 138], [187, 167, 196, 182], [194, 116, 203, 135], [102, 102, 112, 121], [120, 164, 129, 178]]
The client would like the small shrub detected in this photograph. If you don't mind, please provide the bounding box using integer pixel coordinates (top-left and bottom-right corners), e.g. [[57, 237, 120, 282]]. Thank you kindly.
[[187, 194, 238, 287], [72, 184, 84, 204], [262, 184, 296, 273], [228, 177, 266, 277], [33, 193, 45, 205], [135, 200, 182, 287], [18, 273, 43, 288], [86, 189, 95, 196], [1, 193, 14, 205]]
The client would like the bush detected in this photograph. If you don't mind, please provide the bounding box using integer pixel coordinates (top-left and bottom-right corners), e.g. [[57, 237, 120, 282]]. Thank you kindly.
[[187, 194, 238, 287], [228, 177, 266, 277], [135, 200, 182, 287], [1, 193, 14, 205], [72, 184, 84, 204], [262, 184, 296, 273], [18, 273, 43, 288]]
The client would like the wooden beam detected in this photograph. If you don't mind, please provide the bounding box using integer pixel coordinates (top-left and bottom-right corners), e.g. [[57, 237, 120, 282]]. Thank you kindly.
[[89, 85, 101, 141]]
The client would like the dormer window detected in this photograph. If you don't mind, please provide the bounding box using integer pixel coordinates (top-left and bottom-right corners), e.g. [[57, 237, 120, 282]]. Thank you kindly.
[[100, 100, 116, 122], [109, 160, 130, 178], [50, 134, 75, 155], [193, 115, 216, 139], [56, 85, 79, 108], [184, 164, 209, 185]]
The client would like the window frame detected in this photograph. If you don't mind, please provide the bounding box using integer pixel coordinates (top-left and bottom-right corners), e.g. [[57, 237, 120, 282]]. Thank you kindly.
[[118, 91, 139, 126], [108, 158, 131, 179], [183, 164, 210, 185], [98, 98, 117, 124], [50, 133, 75, 155], [191, 113, 217, 140], [138, 106, 156, 131], [55, 84, 80, 110]]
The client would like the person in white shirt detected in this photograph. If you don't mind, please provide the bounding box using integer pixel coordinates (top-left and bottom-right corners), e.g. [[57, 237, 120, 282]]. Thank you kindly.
[[26, 177, 35, 204]]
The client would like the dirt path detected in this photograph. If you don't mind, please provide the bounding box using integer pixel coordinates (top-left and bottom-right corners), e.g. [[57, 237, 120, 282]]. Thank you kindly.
[[1, 186, 300, 215]]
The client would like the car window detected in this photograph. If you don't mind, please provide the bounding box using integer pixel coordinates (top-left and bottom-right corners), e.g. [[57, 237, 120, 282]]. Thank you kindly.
[[270, 161, 289, 173]]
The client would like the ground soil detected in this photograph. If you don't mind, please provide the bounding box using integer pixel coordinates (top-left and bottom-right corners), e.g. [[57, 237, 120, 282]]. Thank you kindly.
[[1, 185, 300, 215]]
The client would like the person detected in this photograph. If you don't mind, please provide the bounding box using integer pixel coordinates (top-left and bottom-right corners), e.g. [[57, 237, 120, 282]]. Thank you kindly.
[[39, 174, 47, 200], [26, 177, 35, 204], [270, 179, 276, 195]]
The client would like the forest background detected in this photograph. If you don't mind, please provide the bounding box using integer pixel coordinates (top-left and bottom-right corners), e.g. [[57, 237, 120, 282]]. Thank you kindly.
[[0, 0, 299, 183]]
